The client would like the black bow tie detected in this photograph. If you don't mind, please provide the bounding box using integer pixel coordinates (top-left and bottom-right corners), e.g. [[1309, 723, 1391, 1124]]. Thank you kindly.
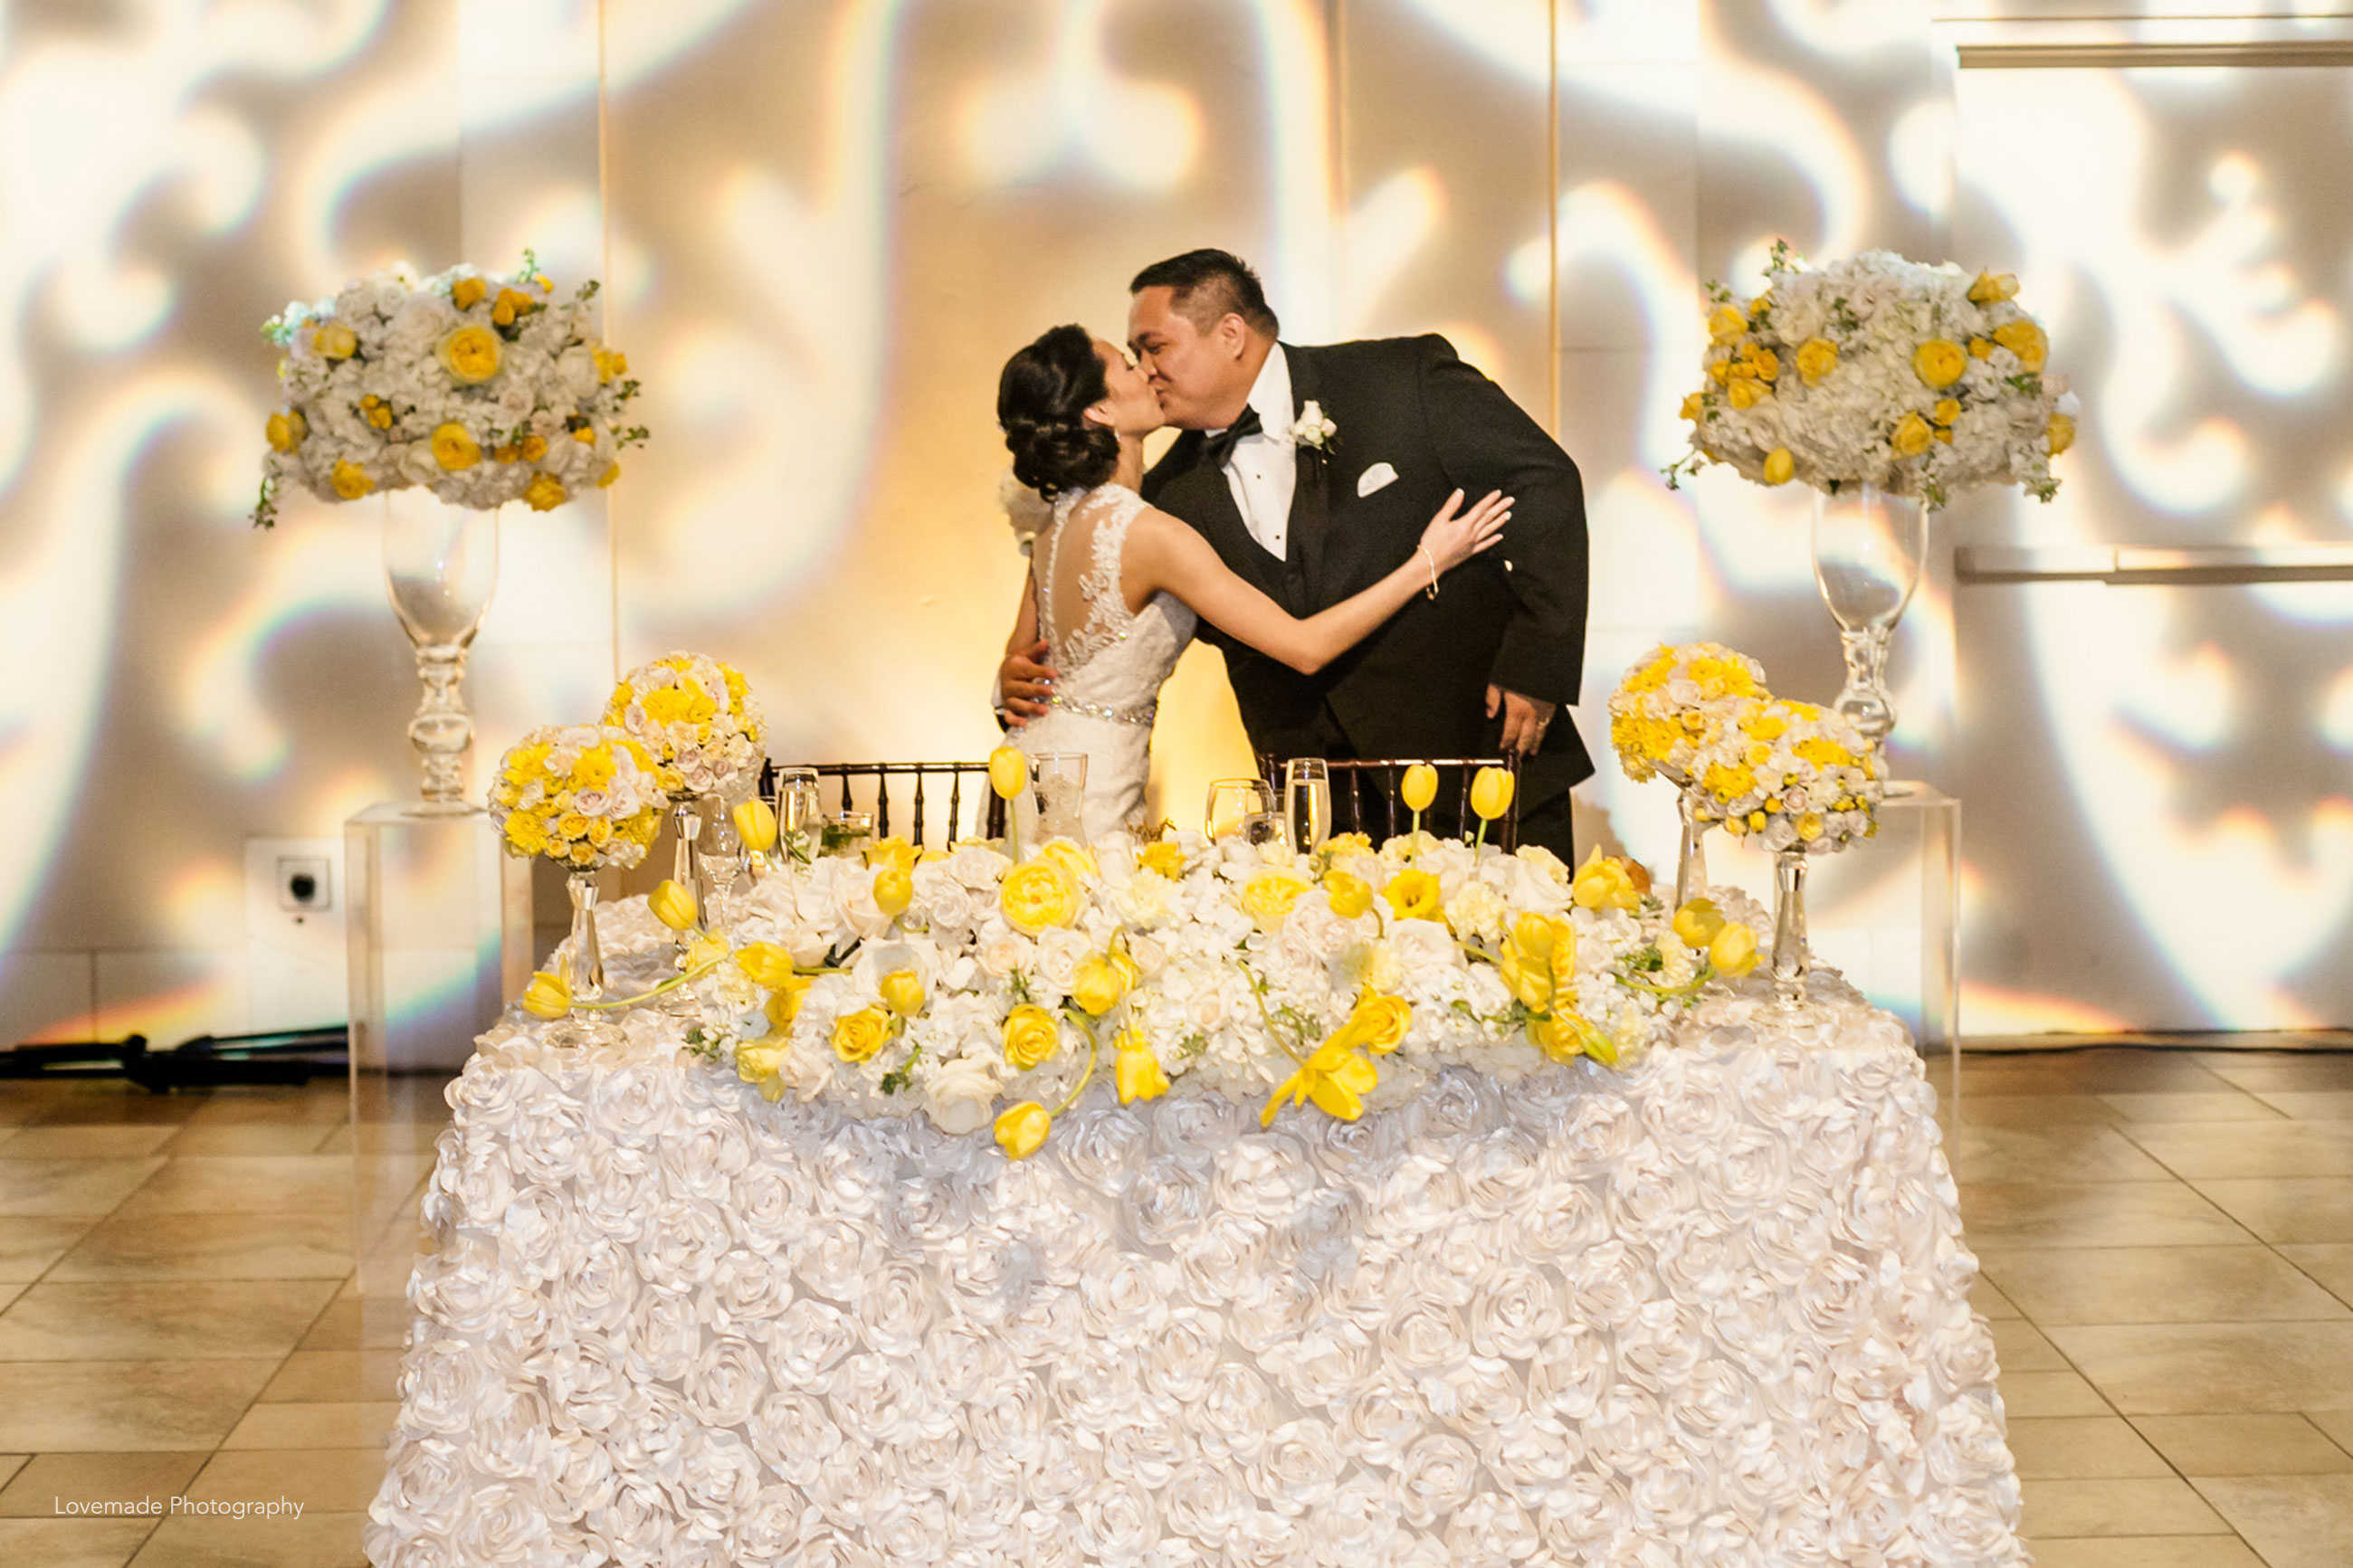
[[1198, 406, 1263, 470]]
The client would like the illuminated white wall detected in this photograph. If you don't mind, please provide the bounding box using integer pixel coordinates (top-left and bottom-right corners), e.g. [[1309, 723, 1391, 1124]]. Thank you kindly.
[[1, 0, 2346, 1044]]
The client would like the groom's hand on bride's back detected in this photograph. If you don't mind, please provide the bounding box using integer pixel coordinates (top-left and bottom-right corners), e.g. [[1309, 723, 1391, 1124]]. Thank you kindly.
[[997, 639, 1057, 727]]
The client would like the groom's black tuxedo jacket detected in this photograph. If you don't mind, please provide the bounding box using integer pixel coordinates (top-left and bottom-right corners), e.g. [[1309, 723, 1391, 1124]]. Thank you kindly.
[[1141, 336, 1595, 815]]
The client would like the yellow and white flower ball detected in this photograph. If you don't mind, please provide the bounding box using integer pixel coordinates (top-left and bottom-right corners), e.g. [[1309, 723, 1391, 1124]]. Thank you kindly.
[[1609, 641, 1770, 784], [604, 651, 763, 798], [488, 724, 664, 870], [1682, 697, 1885, 853]]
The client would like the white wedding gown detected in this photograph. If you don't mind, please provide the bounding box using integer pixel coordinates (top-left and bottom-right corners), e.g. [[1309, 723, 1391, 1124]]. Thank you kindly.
[[1015, 482, 1197, 839]]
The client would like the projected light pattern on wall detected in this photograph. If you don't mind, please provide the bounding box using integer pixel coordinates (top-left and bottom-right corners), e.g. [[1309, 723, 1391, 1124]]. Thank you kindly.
[[3, 1, 2348, 1042]]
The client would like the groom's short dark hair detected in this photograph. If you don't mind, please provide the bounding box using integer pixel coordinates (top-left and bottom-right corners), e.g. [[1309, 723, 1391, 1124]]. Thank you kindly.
[[1130, 249, 1280, 338]]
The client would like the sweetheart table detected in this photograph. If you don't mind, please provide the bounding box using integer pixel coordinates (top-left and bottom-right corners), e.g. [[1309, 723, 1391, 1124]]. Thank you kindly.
[[362, 950, 2023, 1567]]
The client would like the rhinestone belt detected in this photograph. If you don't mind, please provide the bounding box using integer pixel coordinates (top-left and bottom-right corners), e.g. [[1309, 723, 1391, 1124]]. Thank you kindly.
[[1050, 694, 1157, 727]]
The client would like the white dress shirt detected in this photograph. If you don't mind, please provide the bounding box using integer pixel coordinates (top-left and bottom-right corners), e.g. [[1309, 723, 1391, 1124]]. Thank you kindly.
[[1212, 344, 1299, 560]]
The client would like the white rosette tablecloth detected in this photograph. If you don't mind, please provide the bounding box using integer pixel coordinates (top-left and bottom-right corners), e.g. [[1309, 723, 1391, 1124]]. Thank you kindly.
[[366, 981, 2024, 1567]]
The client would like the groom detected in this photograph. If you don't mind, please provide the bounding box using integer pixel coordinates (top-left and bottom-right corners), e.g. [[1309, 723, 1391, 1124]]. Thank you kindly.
[[1004, 248, 1591, 858]]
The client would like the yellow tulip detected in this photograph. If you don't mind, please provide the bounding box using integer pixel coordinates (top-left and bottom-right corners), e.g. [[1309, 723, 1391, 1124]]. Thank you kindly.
[[598, 461, 621, 489], [987, 746, 1027, 801], [1002, 1004, 1061, 1069], [872, 868, 913, 918], [649, 879, 699, 931], [1912, 339, 1967, 389], [1761, 448, 1795, 486], [1891, 412, 1933, 458], [864, 837, 919, 876], [1323, 870, 1372, 919], [995, 1101, 1052, 1159], [1500, 946, 1554, 1011], [329, 460, 373, 500], [1672, 898, 1726, 948], [524, 473, 568, 512], [312, 322, 357, 359], [520, 972, 570, 1019], [2046, 413, 2075, 456], [265, 410, 307, 452], [879, 969, 927, 1017], [437, 324, 501, 384], [1400, 764, 1438, 813], [732, 798, 778, 853], [1069, 953, 1130, 1017], [833, 1006, 893, 1063], [1710, 922, 1759, 977], [735, 942, 796, 989], [1470, 766, 1515, 822], [732, 1039, 784, 1086], [1116, 1037, 1170, 1104], [1510, 912, 1559, 962], [431, 423, 480, 471], [1384, 869, 1443, 922], [1572, 849, 1642, 912]]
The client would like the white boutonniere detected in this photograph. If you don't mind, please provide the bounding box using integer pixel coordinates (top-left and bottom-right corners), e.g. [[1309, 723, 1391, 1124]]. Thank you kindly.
[[1289, 401, 1338, 453]]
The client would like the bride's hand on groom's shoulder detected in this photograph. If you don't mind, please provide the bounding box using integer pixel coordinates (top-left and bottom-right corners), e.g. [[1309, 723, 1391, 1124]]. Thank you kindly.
[[997, 639, 1056, 727]]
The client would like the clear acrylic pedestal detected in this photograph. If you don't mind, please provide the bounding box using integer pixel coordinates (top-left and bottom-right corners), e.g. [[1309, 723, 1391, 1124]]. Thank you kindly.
[[345, 802, 532, 1301], [1704, 782, 1959, 1097]]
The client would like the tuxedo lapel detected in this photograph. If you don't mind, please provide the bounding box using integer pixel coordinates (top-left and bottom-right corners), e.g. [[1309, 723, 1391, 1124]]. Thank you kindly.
[[1283, 344, 1333, 602]]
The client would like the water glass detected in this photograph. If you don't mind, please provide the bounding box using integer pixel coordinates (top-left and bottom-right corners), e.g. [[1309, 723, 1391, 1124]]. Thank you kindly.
[[1021, 752, 1089, 849], [1282, 758, 1331, 851], [1205, 778, 1281, 845]]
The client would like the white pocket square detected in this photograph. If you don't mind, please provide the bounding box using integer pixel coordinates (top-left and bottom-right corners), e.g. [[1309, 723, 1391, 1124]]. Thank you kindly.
[[1356, 462, 1398, 498]]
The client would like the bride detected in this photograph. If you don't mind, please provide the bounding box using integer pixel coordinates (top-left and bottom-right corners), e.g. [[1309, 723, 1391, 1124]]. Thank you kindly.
[[996, 323, 1511, 840]]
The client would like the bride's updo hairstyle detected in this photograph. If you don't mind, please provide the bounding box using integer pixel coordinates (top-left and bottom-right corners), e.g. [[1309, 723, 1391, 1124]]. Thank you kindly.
[[997, 324, 1119, 500]]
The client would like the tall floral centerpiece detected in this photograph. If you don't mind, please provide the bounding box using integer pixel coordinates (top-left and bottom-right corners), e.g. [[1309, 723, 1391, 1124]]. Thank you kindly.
[[1608, 641, 1769, 906], [1667, 244, 2075, 746], [1679, 695, 1885, 1005], [489, 725, 664, 1046], [605, 653, 764, 933], [253, 252, 646, 809]]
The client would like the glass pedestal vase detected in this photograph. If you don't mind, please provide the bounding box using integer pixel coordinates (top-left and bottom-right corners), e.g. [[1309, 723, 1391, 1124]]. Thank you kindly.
[[544, 870, 624, 1049], [1811, 483, 1928, 748], [383, 492, 500, 813], [1769, 847, 1811, 1009], [1673, 791, 1709, 910]]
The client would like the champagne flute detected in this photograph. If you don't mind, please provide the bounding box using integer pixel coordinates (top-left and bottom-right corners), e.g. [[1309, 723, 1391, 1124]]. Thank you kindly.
[[1283, 758, 1331, 852], [776, 766, 822, 861]]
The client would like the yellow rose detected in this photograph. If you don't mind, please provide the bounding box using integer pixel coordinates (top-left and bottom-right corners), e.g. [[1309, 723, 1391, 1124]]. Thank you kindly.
[[1727, 376, 1768, 411], [437, 324, 502, 384], [1706, 304, 1747, 345], [329, 460, 373, 499], [1672, 898, 1726, 948], [598, 461, 621, 489], [1069, 953, 1130, 1017], [451, 276, 487, 310], [2046, 413, 2075, 456], [987, 745, 1027, 801], [520, 972, 570, 1020], [735, 942, 796, 989], [1795, 337, 1839, 385], [1470, 766, 1515, 822], [1761, 448, 1795, 486], [1002, 1004, 1060, 1069], [311, 322, 357, 359], [732, 798, 778, 853], [519, 433, 548, 461], [1240, 869, 1312, 933], [524, 473, 568, 512], [1322, 870, 1372, 919], [995, 1101, 1052, 1160], [571, 426, 596, 446], [265, 410, 307, 452], [594, 347, 628, 383], [865, 837, 919, 876], [1891, 412, 1933, 458], [1383, 868, 1443, 922], [1526, 1012, 1580, 1064], [1399, 764, 1438, 813], [1000, 861, 1080, 935], [1138, 841, 1186, 879], [431, 422, 480, 471], [1993, 318, 2047, 371], [1710, 922, 1759, 978], [1912, 339, 1967, 389], [832, 1006, 893, 1063], [1967, 271, 2018, 305], [1931, 398, 1961, 427], [649, 879, 699, 931], [1679, 392, 1704, 422], [1116, 1036, 1170, 1104], [879, 969, 927, 1017], [1338, 993, 1412, 1055], [872, 868, 912, 918], [491, 286, 537, 326], [1969, 337, 1993, 359]]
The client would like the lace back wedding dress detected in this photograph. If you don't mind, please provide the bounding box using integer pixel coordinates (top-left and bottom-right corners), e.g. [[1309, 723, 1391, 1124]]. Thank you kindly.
[[1015, 483, 1196, 839]]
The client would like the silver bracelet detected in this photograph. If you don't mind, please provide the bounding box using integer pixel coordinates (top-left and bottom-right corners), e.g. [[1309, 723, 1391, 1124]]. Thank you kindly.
[[1417, 546, 1440, 600]]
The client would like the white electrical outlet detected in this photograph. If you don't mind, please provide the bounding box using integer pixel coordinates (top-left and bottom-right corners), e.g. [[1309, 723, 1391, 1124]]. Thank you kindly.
[[244, 837, 348, 1032]]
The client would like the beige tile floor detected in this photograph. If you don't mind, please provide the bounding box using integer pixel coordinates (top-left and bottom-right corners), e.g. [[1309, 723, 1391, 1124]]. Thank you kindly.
[[4, 1047, 2353, 1563]]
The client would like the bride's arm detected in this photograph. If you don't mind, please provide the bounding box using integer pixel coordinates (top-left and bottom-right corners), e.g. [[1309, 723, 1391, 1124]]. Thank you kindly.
[[1123, 492, 1510, 676]]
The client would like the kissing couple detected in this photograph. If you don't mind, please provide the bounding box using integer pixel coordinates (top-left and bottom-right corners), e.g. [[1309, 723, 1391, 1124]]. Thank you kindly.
[[994, 248, 1591, 858]]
